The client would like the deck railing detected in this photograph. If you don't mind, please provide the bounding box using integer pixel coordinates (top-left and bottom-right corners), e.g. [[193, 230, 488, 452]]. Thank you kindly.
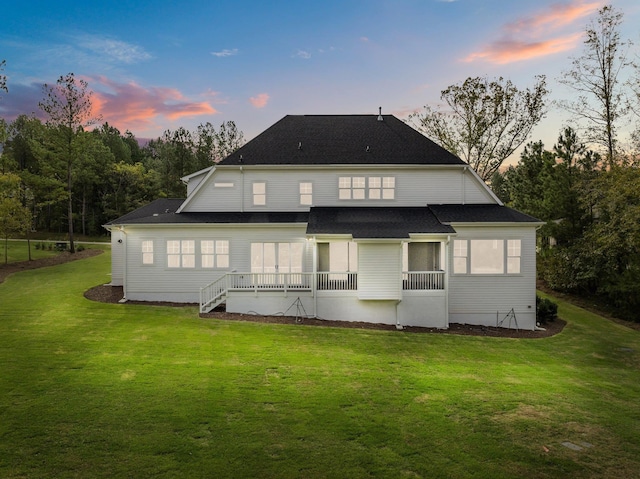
[[201, 270, 445, 311], [316, 272, 358, 291], [402, 271, 445, 290], [227, 272, 313, 291]]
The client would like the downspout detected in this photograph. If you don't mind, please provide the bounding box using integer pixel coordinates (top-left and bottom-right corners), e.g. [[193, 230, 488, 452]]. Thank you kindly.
[[240, 165, 244, 213], [445, 235, 450, 327], [395, 300, 403, 330], [119, 226, 128, 303], [462, 167, 467, 205], [312, 236, 318, 318]]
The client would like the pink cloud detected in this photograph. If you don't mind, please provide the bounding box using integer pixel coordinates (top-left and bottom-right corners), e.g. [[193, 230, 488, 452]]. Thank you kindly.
[[249, 93, 269, 109], [464, 0, 602, 64], [89, 76, 217, 132], [464, 32, 584, 64]]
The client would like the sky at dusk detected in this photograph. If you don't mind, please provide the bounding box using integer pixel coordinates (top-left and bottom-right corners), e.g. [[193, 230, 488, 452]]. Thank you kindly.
[[2, 0, 639, 163]]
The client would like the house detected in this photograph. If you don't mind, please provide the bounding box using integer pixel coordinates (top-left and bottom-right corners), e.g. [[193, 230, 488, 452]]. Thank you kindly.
[[104, 114, 542, 330]]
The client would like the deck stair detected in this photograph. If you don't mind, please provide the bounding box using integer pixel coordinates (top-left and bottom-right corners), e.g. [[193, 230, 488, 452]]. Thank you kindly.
[[200, 276, 228, 313]]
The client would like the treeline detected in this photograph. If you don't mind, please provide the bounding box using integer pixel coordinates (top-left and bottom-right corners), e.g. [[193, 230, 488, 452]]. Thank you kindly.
[[0, 116, 244, 237], [493, 128, 640, 322]]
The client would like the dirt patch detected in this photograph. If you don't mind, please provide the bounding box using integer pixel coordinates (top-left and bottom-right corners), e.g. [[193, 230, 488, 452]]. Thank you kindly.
[[0, 248, 103, 284], [85, 283, 565, 338]]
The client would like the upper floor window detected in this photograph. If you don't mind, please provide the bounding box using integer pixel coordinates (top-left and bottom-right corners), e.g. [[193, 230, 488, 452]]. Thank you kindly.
[[253, 182, 266, 205], [300, 182, 313, 205], [368, 177, 395, 199], [141, 240, 154, 265], [214, 182, 234, 188], [339, 176, 395, 200], [167, 240, 195, 268], [339, 177, 365, 200], [453, 239, 522, 275]]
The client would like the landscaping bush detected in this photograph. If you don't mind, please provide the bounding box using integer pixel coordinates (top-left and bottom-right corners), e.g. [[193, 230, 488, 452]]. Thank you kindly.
[[537, 295, 558, 324]]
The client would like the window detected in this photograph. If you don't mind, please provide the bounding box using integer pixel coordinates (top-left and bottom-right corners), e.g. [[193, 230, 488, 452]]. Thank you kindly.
[[300, 182, 312, 205], [339, 176, 365, 200], [201, 240, 229, 269], [403, 242, 440, 271], [142, 240, 154, 265], [507, 239, 521, 274], [470, 240, 503, 274], [452, 239, 522, 275], [368, 177, 395, 199], [453, 240, 468, 274], [339, 176, 395, 200], [253, 182, 266, 205], [214, 182, 234, 188], [251, 242, 303, 273], [167, 240, 195, 268], [317, 241, 358, 272]]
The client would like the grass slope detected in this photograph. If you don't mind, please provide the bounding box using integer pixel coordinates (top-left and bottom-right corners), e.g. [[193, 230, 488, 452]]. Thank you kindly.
[[0, 252, 639, 478]]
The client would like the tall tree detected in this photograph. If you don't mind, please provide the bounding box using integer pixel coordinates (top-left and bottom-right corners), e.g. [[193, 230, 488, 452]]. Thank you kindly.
[[0, 59, 7, 97], [195, 121, 245, 168], [410, 75, 548, 181], [0, 172, 31, 264], [558, 5, 631, 165], [38, 73, 100, 252]]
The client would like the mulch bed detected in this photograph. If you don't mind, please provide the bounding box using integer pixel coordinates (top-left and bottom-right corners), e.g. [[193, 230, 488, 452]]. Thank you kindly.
[[4, 250, 566, 338]]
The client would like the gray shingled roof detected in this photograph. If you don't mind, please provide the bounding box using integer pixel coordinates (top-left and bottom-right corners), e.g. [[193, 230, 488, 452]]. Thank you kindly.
[[106, 199, 309, 226], [429, 204, 542, 223], [306, 207, 455, 238], [218, 115, 465, 166]]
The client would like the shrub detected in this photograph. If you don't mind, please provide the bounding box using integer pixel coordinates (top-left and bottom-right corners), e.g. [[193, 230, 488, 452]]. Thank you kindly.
[[537, 296, 558, 324]]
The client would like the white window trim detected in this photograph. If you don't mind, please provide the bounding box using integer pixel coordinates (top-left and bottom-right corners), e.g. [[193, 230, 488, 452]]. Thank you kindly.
[[201, 239, 230, 269], [452, 239, 522, 276], [299, 181, 313, 206], [167, 240, 195, 269], [339, 175, 395, 201], [253, 181, 266, 206], [141, 240, 154, 265]]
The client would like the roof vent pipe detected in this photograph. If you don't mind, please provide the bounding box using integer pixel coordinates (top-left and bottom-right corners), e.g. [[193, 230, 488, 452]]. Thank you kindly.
[[377, 106, 383, 121]]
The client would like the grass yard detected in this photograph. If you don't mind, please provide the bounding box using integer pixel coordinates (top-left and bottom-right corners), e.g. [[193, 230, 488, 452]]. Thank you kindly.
[[0, 252, 639, 478], [1, 239, 60, 264]]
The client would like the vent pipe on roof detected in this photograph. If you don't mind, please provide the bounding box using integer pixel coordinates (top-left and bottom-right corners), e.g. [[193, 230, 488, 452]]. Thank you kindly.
[[298, 142, 302, 150], [377, 106, 383, 121]]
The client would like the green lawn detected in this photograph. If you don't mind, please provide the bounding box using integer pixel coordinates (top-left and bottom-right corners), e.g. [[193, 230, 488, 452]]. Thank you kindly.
[[0, 252, 639, 478], [1, 239, 59, 263]]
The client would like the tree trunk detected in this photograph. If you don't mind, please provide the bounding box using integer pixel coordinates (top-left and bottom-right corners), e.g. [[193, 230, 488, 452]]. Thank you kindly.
[[68, 159, 75, 254]]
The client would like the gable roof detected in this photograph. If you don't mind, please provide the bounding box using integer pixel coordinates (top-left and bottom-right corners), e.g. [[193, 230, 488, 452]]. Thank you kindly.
[[307, 207, 455, 238], [218, 115, 466, 166]]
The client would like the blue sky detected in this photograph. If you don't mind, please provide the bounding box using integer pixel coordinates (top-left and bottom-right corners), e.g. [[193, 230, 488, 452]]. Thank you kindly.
[[1, 0, 639, 161]]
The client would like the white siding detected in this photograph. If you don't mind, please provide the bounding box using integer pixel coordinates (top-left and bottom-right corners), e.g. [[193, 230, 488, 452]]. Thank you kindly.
[[447, 226, 538, 330], [181, 166, 499, 212], [122, 225, 310, 303], [185, 170, 211, 196], [357, 243, 402, 300], [110, 230, 124, 286]]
